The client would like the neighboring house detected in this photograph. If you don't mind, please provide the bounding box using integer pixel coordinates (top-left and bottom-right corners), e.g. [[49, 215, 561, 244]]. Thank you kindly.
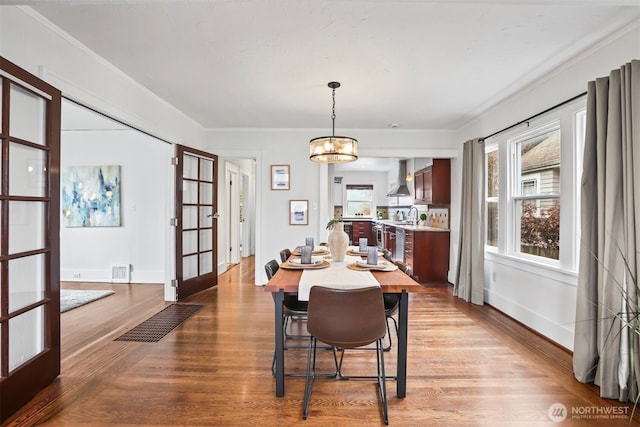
[[519, 129, 561, 258], [521, 129, 561, 198]]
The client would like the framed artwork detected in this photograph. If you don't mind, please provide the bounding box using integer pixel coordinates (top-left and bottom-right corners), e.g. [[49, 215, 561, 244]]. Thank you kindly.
[[271, 164, 290, 190], [289, 200, 308, 225], [61, 165, 122, 227]]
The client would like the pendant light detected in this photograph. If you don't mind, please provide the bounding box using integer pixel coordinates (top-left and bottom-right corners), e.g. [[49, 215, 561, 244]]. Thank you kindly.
[[309, 82, 358, 163]]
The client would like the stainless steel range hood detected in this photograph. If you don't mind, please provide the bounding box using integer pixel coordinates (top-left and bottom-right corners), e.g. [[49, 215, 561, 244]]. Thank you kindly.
[[386, 159, 412, 197]]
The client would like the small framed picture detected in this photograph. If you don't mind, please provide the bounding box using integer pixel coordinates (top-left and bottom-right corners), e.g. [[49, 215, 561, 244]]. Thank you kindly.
[[271, 164, 290, 190], [289, 200, 309, 225]]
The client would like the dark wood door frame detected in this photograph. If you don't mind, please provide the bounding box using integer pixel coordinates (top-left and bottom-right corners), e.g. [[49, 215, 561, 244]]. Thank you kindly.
[[174, 144, 218, 299], [0, 56, 61, 423]]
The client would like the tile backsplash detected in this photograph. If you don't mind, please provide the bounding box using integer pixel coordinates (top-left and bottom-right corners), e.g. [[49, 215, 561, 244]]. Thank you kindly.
[[428, 208, 449, 229]]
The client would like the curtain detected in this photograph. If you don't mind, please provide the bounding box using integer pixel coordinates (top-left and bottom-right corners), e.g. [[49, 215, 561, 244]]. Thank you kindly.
[[573, 60, 640, 401], [454, 138, 485, 305]]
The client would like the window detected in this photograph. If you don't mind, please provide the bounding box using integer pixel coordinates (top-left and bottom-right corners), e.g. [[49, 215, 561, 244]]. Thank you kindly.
[[510, 124, 561, 261], [486, 147, 499, 247], [345, 184, 373, 216], [485, 98, 586, 271]]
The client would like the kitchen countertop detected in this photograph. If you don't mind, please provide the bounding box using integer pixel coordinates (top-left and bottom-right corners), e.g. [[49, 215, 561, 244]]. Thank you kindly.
[[377, 219, 450, 232], [339, 217, 449, 232]]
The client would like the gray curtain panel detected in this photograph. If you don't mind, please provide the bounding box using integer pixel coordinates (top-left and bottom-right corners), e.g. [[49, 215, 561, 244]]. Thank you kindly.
[[573, 59, 640, 401], [454, 138, 485, 305]]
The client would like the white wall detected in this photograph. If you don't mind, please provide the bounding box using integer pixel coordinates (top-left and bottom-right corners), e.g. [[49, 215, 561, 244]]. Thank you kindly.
[[60, 129, 172, 283], [0, 6, 205, 148], [453, 23, 640, 350], [205, 129, 459, 285], [332, 170, 389, 210]]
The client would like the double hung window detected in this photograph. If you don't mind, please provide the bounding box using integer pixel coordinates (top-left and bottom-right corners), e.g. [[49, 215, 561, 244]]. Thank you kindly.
[[510, 123, 561, 261], [485, 100, 586, 270], [345, 184, 373, 216]]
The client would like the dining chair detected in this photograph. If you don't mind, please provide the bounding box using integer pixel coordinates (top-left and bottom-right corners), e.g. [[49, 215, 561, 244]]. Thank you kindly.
[[280, 248, 292, 263], [265, 259, 308, 339], [265, 260, 337, 378], [303, 286, 389, 425]]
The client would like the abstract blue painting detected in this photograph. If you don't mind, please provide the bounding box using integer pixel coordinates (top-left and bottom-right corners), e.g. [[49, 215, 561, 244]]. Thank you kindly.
[[61, 165, 121, 227]]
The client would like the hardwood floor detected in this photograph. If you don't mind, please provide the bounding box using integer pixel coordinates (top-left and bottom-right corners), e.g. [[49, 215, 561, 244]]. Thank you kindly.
[[5, 257, 639, 426]]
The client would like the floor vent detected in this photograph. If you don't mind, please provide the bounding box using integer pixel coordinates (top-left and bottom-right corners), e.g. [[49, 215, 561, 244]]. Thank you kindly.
[[111, 264, 131, 283], [115, 304, 203, 343]]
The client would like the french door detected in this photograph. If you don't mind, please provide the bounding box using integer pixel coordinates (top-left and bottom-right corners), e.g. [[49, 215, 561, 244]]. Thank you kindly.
[[174, 145, 218, 299], [0, 57, 61, 422]]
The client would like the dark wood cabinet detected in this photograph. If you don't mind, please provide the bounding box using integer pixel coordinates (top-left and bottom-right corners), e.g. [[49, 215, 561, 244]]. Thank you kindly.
[[404, 231, 450, 283], [414, 159, 450, 205], [383, 224, 397, 259], [404, 230, 414, 271], [351, 220, 376, 245]]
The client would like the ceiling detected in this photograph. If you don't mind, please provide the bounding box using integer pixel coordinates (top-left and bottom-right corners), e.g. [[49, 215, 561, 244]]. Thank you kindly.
[[19, 0, 640, 132]]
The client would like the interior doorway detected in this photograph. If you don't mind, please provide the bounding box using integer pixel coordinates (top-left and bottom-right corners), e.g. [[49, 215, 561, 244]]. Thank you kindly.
[[225, 162, 240, 267], [59, 100, 173, 294], [222, 159, 255, 272]]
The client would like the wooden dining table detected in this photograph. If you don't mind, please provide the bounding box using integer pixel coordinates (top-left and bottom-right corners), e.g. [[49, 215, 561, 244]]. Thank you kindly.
[[264, 256, 424, 398]]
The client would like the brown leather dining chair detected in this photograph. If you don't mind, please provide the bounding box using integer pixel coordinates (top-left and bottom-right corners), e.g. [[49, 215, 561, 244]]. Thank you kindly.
[[266, 259, 336, 378], [303, 286, 389, 425], [279, 248, 292, 263]]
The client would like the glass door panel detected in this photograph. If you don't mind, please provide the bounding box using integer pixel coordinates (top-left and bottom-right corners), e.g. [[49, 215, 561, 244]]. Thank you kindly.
[[9, 142, 47, 197], [8, 83, 46, 145], [8, 254, 45, 312], [182, 153, 198, 179], [182, 206, 197, 229], [199, 158, 213, 180], [8, 201, 45, 254], [8, 306, 44, 373]]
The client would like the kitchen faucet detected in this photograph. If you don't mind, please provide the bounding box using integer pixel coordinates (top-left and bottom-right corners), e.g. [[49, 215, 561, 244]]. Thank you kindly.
[[408, 206, 419, 225]]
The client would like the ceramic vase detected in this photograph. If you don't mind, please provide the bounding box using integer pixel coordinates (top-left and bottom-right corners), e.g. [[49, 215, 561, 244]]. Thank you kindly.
[[328, 222, 349, 262]]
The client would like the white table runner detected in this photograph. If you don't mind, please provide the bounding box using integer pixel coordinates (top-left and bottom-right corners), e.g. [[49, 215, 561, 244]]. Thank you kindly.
[[297, 255, 380, 301]]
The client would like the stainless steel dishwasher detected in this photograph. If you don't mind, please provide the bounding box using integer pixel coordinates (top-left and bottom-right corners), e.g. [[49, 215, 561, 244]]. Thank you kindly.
[[395, 228, 405, 263]]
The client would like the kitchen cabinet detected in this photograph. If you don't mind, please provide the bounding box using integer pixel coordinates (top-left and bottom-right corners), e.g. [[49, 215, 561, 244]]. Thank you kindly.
[[351, 220, 376, 245], [414, 159, 450, 205], [404, 230, 450, 283], [383, 224, 397, 260]]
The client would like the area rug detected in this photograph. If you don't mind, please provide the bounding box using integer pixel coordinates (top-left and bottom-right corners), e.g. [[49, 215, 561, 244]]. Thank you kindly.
[[60, 289, 115, 313]]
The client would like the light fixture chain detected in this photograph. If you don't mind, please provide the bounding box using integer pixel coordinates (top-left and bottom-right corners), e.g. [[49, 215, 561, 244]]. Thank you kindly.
[[331, 86, 336, 136]]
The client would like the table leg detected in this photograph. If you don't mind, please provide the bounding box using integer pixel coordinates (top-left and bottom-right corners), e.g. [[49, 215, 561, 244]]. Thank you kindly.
[[274, 289, 285, 397], [396, 289, 408, 398]]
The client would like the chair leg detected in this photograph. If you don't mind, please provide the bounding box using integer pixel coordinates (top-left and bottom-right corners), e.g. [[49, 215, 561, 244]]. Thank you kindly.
[[284, 315, 309, 340], [384, 315, 398, 351], [377, 338, 389, 425], [302, 337, 317, 420]]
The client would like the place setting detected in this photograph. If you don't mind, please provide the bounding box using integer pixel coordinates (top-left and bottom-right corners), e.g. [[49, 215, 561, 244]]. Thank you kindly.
[[282, 238, 330, 269], [346, 238, 383, 256], [346, 245, 398, 272], [291, 237, 330, 256]]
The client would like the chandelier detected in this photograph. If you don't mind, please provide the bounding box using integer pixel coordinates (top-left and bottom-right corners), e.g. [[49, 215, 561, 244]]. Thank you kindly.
[[309, 82, 358, 163]]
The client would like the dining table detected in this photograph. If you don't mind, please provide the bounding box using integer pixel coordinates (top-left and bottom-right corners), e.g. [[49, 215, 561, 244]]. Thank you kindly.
[[264, 250, 424, 398]]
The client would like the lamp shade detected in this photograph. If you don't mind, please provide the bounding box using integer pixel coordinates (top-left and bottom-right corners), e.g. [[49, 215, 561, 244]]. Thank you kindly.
[[309, 136, 358, 163]]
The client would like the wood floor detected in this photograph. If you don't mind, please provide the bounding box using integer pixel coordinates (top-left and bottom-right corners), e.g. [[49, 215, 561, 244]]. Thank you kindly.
[[5, 256, 639, 426]]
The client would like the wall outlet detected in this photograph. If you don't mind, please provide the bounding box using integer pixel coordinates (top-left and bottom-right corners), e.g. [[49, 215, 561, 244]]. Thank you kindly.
[[73, 273, 81, 279]]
